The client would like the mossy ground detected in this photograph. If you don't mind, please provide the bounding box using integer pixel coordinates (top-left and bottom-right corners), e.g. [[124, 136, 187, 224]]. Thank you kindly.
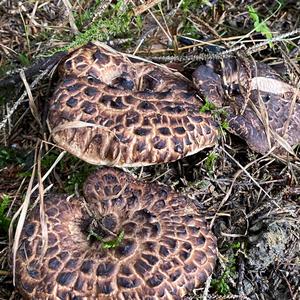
[[0, 1, 299, 299]]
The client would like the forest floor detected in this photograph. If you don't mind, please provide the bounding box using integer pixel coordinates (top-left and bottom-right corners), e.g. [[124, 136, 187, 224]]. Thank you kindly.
[[0, 0, 299, 299]]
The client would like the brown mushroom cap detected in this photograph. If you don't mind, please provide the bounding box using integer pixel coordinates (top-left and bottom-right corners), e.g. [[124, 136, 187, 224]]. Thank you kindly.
[[15, 167, 217, 300], [48, 42, 218, 167], [193, 58, 300, 155]]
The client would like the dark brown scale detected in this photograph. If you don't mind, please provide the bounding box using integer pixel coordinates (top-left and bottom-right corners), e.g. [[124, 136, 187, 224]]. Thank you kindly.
[[159, 245, 170, 257], [194, 251, 207, 265], [84, 86, 98, 97], [100, 95, 114, 105], [186, 123, 195, 131], [74, 277, 85, 291], [184, 263, 198, 273], [134, 259, 152, 276], [136, 141, 146, 152], [156, 90, 172, 99], [93, 50, 109, 64], [112, 76, 135, 90], [125, 111, 140, 126], [66, 83, 84, 92], [115, 240, 136, 258], [169, 270, 181, 282], [172, 137, 184, 154], [27, 267, 40, 279], [96, 281, 114, 294], [96, 262, 116, 277], [111, 97, 127, 109], [138, 101, 156, 111], [174, 127, 186, 135], [57, 272, 76, 286], [24, 223, 36, 237], [134, 128, 151, 136], [46, 245, 59, 256], [117, 276, 141, 288], [142, 116, 151, 126], [162, 105, 185, 114], [146, 273, 164, 287], [80, 261, 94, 274], [81, 101, 96, 115], [66, 97, 78, 108], [64, 59, 72, 71], [153, 138, 166, 150]]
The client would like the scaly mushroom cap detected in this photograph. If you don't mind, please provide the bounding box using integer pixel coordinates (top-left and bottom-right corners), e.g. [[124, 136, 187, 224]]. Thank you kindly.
[[48, 42, 218, 167], [193, 58, 300, 155], [15, 167, 217, 300]]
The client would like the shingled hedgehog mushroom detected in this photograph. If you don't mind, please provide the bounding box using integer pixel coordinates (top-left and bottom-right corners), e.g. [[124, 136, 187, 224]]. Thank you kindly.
[[193, 58, 300, 155], [15, 168, 217, 299], [47, 42, 218, 167]]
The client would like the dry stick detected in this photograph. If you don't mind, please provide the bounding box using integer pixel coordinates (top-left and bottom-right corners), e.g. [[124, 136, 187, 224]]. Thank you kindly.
[[202, 274, 213, 300], [0, 50, 66, 89], [146, 29, 300, 62], [0, 53, 65, 131]]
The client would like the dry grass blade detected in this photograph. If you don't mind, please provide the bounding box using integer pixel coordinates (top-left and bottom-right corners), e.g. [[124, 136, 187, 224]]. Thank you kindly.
[[221, 146, 271, 198], [9, 145, 65, 285], [19, 70, 42, 129], [29, 149, 66, 197], [61, 0, 79, 34], [49, 120, 119, 135], [210, 146, 273, 228], [145, 3, 172, 43], [282, 81, 300, 139], [37, 143, 48, 261], [133, 0, 163, 16], [10, 143, 39, 285]]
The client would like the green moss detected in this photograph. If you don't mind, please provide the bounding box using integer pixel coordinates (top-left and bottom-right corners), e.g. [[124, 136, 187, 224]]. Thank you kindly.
[[48, 0, 139, 55], [0, 147, 25, 169], [212, 242, 241, 295], [205, 151, 218, 172], [18, 53, 31, 66], [211, 256, 237, 295], [0, 194, 12, 233], [181, 0, 212, 13]]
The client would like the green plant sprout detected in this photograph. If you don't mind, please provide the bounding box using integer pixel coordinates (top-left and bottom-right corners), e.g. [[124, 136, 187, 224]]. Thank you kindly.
[[200, 98, 216, 113], [88, 229, 125, 250], [247, 5, 273, 47]]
